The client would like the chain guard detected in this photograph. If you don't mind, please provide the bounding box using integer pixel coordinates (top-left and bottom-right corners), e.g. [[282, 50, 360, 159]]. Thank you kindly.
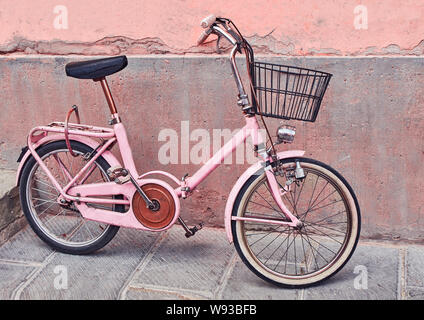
[[132, 183, 176, 229]]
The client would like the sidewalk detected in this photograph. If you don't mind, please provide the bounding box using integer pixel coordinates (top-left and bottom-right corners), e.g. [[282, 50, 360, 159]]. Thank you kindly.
[[0, 224, 423, 300]]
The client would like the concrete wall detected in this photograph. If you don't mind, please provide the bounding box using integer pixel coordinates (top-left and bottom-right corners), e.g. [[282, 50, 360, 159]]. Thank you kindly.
[[0, 55, 423, 241], [0, 1, 423, 241]]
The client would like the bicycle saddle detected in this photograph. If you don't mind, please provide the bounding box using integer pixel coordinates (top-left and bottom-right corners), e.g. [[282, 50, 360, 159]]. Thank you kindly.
[[65, 55, 128, 80]]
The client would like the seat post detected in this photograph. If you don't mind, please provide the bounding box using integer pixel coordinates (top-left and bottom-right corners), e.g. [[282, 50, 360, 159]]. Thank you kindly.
[[97, 77, 121, 123]]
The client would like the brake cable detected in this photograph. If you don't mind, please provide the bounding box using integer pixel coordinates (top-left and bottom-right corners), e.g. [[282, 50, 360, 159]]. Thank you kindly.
[[224, 18, 277, 156]]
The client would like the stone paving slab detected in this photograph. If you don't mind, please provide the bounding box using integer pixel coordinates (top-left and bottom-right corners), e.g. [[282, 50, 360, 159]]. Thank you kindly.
[[220, 258, 300, 300], [126, 284, 210, 300], [405, 246, 424, 300], [0, 225, 423, 300], [126, 287, 186, 300], [406, 246, 424, 288], [405, 287, 424, 300], [126, 227, 234, 299], [303, 244, 400, 300], [16, 228, 160, 299], [0, 225, 53, 263], [0, 263, 35, 299]]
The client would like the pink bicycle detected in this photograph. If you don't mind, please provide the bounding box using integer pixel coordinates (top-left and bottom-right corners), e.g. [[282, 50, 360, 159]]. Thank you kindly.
[[17, 15, 360, 287]]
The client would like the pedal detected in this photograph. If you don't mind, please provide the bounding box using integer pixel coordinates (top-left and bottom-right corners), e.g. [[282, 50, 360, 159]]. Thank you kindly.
[[107, 166, 129, 183], [185, 222, 204, 238], [107, 165, 122, 178], [114, 175, 130, 184]]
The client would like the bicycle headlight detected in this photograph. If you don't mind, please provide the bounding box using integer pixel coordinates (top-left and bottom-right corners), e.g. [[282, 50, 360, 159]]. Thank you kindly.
[[276, 124, 296, 144]]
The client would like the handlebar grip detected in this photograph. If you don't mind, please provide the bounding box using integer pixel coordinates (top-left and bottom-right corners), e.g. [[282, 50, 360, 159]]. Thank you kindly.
[[200, 14, 216, 28], [197, 29, 212, 45]]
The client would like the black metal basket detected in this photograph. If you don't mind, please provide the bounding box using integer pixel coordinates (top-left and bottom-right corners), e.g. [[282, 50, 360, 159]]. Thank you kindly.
[[250, 61, 332, 122]]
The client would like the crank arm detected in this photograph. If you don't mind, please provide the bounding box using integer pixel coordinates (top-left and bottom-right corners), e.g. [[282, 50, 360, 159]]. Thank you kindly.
[[178, 217, 203, 238], [128, 174, 155, 209], [107, 166, 155, 209]]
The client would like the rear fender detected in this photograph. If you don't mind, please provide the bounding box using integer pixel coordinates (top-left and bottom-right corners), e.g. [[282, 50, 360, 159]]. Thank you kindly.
[[16, 134, 121, 186]]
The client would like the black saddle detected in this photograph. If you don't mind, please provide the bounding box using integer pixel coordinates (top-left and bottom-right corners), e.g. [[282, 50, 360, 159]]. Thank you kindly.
[[65, 56, 128, 80]]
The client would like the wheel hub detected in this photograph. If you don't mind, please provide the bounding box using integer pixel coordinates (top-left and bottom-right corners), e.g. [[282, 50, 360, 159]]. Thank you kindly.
[[295, 221, 304, 230]]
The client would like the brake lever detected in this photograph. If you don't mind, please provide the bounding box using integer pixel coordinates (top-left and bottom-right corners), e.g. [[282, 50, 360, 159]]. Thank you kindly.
[[212, 19, 243, 54], [227, 28, 243, 53], [215, 32, 242, 54]]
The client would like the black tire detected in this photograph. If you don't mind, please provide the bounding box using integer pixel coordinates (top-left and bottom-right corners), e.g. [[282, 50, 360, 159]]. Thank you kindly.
[[19, 140, 121, 255], [231, 157, 361, 288]]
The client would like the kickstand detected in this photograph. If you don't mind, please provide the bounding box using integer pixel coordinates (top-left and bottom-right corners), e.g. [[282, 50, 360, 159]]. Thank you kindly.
[[178, 217, 203, 238]]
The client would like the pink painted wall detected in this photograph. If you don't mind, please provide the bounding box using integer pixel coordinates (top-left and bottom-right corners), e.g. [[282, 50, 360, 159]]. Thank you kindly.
[[1, 0, 424, 56]]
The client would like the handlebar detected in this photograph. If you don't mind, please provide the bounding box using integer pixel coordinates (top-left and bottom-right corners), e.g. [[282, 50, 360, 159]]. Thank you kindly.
[[196, 15, 249, 105], [197, 14, 216, 45], [197, 28, 213, 45], [200, 14, 216, 28], [197, 14, 239, 46]]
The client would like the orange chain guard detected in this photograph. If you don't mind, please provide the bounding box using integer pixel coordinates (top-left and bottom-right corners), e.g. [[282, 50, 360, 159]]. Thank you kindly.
[[132, 183, 176, 230]]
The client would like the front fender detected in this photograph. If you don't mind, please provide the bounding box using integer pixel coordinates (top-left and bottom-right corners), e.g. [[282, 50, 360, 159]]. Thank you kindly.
[[16, 134, 122, 186], [224, 150, 305, 243]]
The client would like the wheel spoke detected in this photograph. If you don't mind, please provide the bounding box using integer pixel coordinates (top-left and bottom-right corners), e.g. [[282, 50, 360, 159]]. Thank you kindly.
[[248, 199, 278, 212], [34, 178, 57, 192], [294, 172, 308, 209], [308, 181, 329, 211], [304, 221, 346, 237], [263, 228, 293, 266], [309, 189, 338, 212], [253, 231, 283, 258], [36, 201, 59, 218], [33, 198, 57, 208], [299, 230, 320, 269], [299, 231, 309, 274], [302, 224, 343, 246], [300, 199, 343, 218], [255, 189, 280, 212], [248, 224, 284, 247], [31, 187, 58, 197], [45, 208, 66, 226], [307, 175, 319, 209], [308, 210, 346, 225]]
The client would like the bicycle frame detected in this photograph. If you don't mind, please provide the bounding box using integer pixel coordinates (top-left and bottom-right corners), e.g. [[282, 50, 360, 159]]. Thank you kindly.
[[22, 111, 301, 231]]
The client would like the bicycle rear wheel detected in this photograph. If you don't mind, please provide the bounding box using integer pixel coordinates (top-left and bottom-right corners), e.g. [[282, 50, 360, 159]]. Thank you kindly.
[[19, 140, 122, 255], [231, 157, 360, 287]]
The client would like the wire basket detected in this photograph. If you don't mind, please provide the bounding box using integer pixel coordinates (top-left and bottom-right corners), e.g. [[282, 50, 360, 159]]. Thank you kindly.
[[250, 61, 332, 122]]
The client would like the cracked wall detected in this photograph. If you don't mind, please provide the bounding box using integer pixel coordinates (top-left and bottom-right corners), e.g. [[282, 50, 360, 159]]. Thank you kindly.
[[1, 0, 424, 56]]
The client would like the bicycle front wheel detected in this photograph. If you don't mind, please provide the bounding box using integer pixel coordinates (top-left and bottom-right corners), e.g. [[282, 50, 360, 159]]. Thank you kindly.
[[231, 157, 360, 288]]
